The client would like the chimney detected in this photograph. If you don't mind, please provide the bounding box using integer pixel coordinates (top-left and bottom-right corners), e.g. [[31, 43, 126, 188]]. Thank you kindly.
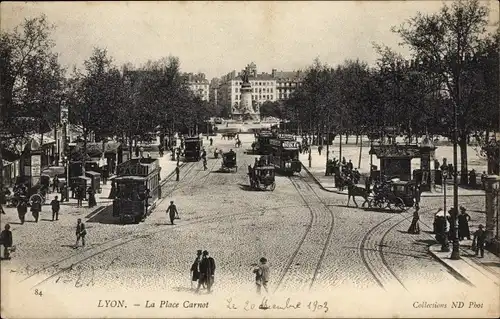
[[272, 69, 277, 77]]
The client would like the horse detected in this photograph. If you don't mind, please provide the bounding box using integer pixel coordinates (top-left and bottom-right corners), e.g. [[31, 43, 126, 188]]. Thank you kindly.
[[346, 181, 371, 208]]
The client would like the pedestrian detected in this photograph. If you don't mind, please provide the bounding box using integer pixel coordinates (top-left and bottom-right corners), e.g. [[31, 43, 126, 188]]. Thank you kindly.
[[458, 206, 471, 240], [52, 176, 59, 193], [135, 145, 140, 158], [414, 184, 422, 209], [166, 201, 178, 225], [365, 176, 371, 193], [472, 224, 486, 258], [203, 157, 207, 171], [407, 208, 420, 234], [17, 200, 28, 224], [318, 145, 323, 155], [0, 224, 13, 260], [0, 204, 4, 215], [209, 137, 213, 146], [190, 250, 202, 289], [196, 250, 216, 293], [175, 165, 180, 181], [30, 197, 42, 223], [87, 187, 96, 208], [51, 196, 60, 221], [481, 171, 487, 190], [253, 257, 270, 295], [75, 218, 86, 248]]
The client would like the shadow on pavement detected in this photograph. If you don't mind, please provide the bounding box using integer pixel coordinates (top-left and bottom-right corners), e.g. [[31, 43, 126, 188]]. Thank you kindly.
[[482, 262, 500, 267], [415, 239, 436, 246], [61, 244, 76, 249], [85, 206, 121, 224], [237, 183, 254, 191], [171, 286, 196, 293], [41, 218, 53, 222]]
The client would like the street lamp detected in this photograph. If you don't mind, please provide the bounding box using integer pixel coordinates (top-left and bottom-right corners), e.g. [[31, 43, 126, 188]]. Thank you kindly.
[[442, 169, 448, 214]]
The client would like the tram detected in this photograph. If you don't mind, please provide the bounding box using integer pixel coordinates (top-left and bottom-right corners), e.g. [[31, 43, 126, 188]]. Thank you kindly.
[[112, 158, 162, 223], [254, 131, 274, 155], [269, 134, 302, 175], [184, 136, 203, 161]]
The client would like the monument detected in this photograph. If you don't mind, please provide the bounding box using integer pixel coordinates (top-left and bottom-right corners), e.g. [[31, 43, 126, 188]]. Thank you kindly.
[[232, 67, 260, 121]]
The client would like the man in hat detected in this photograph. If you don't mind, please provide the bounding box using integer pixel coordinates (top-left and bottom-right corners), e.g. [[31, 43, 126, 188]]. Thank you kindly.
[[51, 196, 61, 221], [190, 250, 203, 289], [253, 257, 270, 294], [458, 206, 471, 241], [175, 165, 180, 182], [196, 250, 216, 293], [472, 225, 486, 258], [166, 201, 178, 225], [0, 224, 13, 259]]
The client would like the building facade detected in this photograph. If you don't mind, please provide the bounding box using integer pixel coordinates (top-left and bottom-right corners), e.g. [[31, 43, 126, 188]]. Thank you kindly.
[[183, 73, 210, 101], [215, 63, 305, 119], [209, 78, 220, 107]]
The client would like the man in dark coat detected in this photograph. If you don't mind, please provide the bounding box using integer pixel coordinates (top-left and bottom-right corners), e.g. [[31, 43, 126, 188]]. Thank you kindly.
[[458, 206, 471, 240], [0, 224, 13, 259], [175, 165, 180, 181], [209, 138, 213, 146], [51, 196, 61, 221], [473, 224, 486, 258], [31, 198, 42, 223], [166, 201, 178, 225], [190, 250, 202, 289], [17, 200, 28, 224], [196, 250, 216, 293]]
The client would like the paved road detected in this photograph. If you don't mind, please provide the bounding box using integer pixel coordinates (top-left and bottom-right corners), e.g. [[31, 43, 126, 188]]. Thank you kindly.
[[3, 134, 476, 297]]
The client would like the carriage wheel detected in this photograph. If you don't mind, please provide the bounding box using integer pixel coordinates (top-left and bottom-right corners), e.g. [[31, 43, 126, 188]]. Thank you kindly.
[[30, 194, 43, 205], [270, 182, 276, 191], [394, 197, 407, 212]]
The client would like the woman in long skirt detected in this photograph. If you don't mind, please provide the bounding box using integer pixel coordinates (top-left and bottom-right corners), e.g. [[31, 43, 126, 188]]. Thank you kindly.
[[408, 208, 420, 234]]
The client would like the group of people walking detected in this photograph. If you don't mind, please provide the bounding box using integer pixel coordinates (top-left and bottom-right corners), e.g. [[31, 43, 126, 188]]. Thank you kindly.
[[189, 250, 269, 295]]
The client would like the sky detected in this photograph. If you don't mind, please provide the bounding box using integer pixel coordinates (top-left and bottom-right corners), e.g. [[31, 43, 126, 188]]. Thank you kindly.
[[2, 1, 498, 80]]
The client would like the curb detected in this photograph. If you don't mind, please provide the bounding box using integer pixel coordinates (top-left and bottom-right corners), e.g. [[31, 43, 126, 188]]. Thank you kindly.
[[301, 162, 485, 197], [301, 162, 345, 195], [159, 162, 187, 187], [427, 244, 475, 287]]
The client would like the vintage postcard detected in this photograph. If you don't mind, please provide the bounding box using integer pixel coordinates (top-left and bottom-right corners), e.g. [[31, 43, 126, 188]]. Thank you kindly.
[[1, 1, 499, 318]]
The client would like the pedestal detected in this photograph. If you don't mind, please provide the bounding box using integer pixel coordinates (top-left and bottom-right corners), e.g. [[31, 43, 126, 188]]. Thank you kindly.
[[485, 175, 500, 242]]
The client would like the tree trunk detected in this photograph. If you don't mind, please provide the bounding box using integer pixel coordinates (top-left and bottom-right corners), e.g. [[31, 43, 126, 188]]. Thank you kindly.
[[459, 135, 468, 186], [345, 134, 348, 144], [358, 135, 363, 169], [355, 135, 359, 145], [82, 129, 87, 176], [128, 132, 133, 160]]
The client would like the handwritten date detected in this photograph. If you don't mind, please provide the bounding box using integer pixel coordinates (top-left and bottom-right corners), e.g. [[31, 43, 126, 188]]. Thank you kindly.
[[226, 297, 329, 313]]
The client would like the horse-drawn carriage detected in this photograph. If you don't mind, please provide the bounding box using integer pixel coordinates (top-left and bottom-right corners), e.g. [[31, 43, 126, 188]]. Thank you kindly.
[[222, 132, 237, 140], [369, 179, 416, 212], [221, 151, 237, 172], [248, 165, 276, 191]]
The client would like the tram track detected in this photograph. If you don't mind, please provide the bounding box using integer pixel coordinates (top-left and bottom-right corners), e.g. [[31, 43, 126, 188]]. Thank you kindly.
[[274, 171, 335, 293], [359, 200, 475, 292], [25, 202, 312, 289], [20, 159, 199, 285], [21, 147, 280, 289]]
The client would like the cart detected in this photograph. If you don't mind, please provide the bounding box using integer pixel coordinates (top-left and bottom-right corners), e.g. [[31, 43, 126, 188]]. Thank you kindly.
[[369, 179, 416, 212], [249, 166, 276, 191], [221, 151, 237, 172]]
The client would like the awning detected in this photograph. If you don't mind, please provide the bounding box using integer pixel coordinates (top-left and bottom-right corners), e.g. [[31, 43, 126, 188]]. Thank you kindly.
[[2, 159, 12, 167], [41, 166, 66, 177]]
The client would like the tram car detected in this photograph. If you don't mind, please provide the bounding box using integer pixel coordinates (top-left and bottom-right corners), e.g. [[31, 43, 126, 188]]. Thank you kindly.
[[184, 136, 203, 161], [112, 158, 162, 223], [269, 134, 302, 175], [253, 131, 274, 155]]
